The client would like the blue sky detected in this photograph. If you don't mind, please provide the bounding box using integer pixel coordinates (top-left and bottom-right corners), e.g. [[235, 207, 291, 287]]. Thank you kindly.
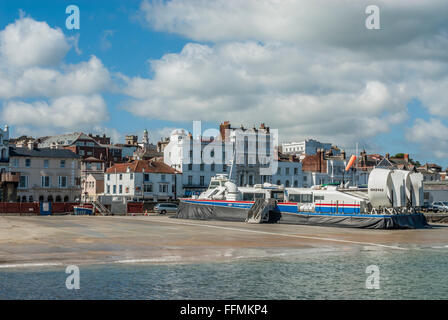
[[0, 0, 447, 167]]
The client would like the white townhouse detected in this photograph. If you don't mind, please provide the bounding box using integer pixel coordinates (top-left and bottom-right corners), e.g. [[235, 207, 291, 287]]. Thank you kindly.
[[163, 129, 231, 196], [282, 139, 333, 156], [272, 157, 303, 188], [163, 122, 275, 196], [104, 160, 180, 201]]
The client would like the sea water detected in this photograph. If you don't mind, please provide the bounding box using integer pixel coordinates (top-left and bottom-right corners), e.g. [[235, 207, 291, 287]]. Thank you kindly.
[[1, 247, 447, 299]]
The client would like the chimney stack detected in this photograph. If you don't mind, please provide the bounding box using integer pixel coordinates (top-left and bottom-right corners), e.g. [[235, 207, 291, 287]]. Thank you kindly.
[[27, 140, 34, 150], [404, 153, 409, 163], [219, 121, 231, 141]]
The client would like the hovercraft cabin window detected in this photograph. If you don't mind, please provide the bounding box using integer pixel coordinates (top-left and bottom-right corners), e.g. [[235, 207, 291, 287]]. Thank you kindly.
[[289, 194, 313, 203], [242, 192, 265, 201]]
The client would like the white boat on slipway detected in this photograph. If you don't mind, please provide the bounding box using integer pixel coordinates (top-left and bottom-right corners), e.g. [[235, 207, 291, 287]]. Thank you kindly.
[[176, 168, 429, 229]]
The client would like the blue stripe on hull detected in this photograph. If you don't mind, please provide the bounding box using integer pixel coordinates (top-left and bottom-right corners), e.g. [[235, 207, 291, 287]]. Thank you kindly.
[[181, 199, 418, 219]]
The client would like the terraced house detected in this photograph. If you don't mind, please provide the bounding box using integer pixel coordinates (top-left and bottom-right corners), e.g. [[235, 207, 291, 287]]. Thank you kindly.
[[9, 143, 81, 202], [104, 160, 180, 202]]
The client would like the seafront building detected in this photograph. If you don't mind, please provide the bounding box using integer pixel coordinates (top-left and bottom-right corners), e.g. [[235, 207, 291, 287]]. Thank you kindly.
[[81, 157, 106, 202], [38, 132, 122, 163], [0, 125, 9, 174], [9, 144, 81, 202], [0, 125, 19, 202], [272, 154, 303, 187], [164, 122, 275, 196], [301, 148, 369, 187], [2, 124, 448, 205], [282, 139, 333, 156], [104, 160, 180, 202]]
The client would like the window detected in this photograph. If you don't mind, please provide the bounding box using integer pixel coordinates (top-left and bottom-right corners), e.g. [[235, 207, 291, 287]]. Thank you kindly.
[[19, 176, 28, 189], [161, 174, 166, 181], [299, 194, 313, 203], [41, 176, 51, 188], [107, 174, 110, 181], [211, 163, 215, 171], [188, 175, 193, 185], [107, 185, 110, 193], [12, 159, 19, 167], [119, 174, 123, 180], [59, 176, 67, 188], [249, 175, 253, 185], [113, 185, 116, 194], [200, 176, 205, 186], [200, 163, 204, 171], [44, 160, 49, 168], [144, 184, 153, 193], [277, 167, 281, 175], [303, 176, 308, 182], [223, 164, 227, 172], [60, 160, 65, 168], [130, 173, 134, 180], [286, 168, 290, 175], [294, 168, 298, 175], [119, 185, 122, 194], [314, 195, 325, 201], [25, 159, 31, 167], [188, 164, 193, 170], [144, 174, 150, 182], [242, 193, 266, 201]]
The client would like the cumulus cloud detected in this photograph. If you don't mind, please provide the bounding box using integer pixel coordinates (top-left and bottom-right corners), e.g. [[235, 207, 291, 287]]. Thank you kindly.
[[132, 0, 448, 158], [407, 118, 448, 159], [139, 0, 448, 59], [121, 41, 415, 144], [2, 95, 108, 130], [0, 16, 111, 134], [0, 56, 110, 99], [0, 17, 70, 68]]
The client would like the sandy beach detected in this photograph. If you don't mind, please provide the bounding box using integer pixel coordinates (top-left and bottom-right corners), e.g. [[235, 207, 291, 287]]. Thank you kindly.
[[0, 215, 447, 267]]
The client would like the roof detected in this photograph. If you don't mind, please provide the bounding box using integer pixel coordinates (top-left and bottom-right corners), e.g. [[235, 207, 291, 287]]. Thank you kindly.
[[106, 160, 178, 174], [38, 132, 98, 148], [9, 147, 80, 159]]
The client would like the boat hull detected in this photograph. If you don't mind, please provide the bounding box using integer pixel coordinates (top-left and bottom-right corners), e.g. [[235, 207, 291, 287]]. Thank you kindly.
[[177, 199, 429, 229]]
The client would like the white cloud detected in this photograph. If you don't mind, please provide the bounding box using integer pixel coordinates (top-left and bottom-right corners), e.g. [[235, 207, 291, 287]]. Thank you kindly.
[[2, 95, 108, 130], [0, 17, 70, 68], [134, 1, 448, 158], [407, 118, 448, 159], [139, 0, 448, 59], [0, 56, 110, 99], [0, 17, 111, 135], [122, 42, 414, 144]]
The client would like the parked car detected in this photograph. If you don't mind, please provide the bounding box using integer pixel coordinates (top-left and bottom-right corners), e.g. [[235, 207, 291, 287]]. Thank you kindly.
[[432, 201, 448, 213], [154, 203, 178, 214]]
